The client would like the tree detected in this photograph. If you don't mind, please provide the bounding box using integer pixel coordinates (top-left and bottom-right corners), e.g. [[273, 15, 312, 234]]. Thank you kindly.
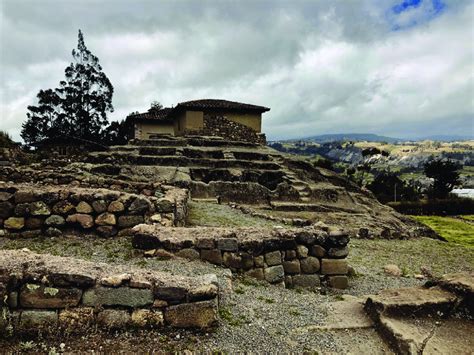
[[0, 130, 14, 148], [102, 120, 131, 146], [150, 101, 163, 111], [22, 30, 114, 146], [424, 158, 461, 199], [367, 170, 420, 203]]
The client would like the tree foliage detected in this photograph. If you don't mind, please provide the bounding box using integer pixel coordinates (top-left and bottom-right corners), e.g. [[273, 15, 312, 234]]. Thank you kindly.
[[0, 130, 14, 148], [424, 158, 461, 199], [150, 101, 163, 111], [367, 170, 420, 203], [21, 30, 114, 146]]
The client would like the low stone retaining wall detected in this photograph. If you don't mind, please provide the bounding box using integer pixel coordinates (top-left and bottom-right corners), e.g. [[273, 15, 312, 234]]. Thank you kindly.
[[0, 165, 171, 196], [0, 183, 188, 238], [0, 250, 218, 335], [131, 225, 350, 289]]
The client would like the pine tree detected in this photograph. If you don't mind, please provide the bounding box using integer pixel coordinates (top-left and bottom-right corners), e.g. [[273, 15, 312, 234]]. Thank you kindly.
[[21, 30, 114, 146]]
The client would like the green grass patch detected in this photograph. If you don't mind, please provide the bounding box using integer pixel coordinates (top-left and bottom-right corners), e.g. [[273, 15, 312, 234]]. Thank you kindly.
[[411, 216, 474, 247], [187, 201, 279, 228]]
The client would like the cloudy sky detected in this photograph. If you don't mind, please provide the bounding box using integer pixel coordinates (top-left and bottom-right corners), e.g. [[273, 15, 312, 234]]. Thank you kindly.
[[1, 0, 473, 141]]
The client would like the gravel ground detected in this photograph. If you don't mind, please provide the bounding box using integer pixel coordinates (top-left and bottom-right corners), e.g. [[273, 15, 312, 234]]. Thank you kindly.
[[1, 229, 472, 353]]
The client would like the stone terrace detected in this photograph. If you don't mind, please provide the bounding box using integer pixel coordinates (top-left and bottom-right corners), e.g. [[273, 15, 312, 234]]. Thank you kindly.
[[0, 250, 219, 334], [0, 183, 188, 238], [130, 224, 350, 289]]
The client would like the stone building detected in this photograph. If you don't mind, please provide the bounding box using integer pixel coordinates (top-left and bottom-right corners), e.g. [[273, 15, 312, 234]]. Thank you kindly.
[[126, 99, 270, 143]]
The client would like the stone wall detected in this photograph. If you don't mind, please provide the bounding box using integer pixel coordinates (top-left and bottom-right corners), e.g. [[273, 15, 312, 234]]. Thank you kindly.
[[182, 115, 266, 145], [0, 165, 167, 196], [131, 225, 350, 290], [0, 183, 188, 238], [0, 250, 218, 334]]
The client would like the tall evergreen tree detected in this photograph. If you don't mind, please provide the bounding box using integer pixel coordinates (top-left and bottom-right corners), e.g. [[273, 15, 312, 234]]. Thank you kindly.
[[21, 30, 114, 146]]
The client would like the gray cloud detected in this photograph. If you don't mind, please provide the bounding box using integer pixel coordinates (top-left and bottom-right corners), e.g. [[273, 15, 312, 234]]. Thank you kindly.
[[1, 0, 473, 141]]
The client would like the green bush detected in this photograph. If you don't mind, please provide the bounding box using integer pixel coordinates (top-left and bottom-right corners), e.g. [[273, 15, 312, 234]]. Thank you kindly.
[[388, 197, 474, 216]]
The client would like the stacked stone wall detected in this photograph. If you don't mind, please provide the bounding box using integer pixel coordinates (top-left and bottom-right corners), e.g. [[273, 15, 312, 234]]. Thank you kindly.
[[182, 115, 266, 145], [131, 225, 350, 289], [0, 166, 165, 196], [0, 250, 218, 334], [0, 183, 188, 238]]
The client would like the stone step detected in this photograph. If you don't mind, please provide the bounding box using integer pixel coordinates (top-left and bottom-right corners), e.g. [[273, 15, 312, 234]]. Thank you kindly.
[[365, 287, 457, 317], [270, 202, 354, 213], [364, 283, 473, 354], [88, 152, 282, 170], [0, 250, 219, 334]]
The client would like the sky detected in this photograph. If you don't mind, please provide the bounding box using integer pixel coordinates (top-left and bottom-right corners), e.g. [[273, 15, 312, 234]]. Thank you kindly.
[[1, 0, 473, 141]]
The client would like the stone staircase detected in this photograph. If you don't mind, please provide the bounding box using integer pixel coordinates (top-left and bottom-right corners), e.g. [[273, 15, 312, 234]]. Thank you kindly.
[[364, 273, 474, 354]]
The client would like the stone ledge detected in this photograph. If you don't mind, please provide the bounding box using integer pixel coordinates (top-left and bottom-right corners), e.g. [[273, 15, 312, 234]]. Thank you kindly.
[[0, 250, 218, 335]]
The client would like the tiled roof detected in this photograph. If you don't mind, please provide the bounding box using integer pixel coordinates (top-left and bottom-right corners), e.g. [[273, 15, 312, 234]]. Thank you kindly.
[[127, 108, 173, 122], [175, 99, 270, 113], [127, 99, 270, 123]]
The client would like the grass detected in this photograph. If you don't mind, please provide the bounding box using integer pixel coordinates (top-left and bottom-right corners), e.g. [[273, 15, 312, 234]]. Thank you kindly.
[[187, 200, 279, 228], [411, 216, 474, 248], [349, 237, 474, 278]]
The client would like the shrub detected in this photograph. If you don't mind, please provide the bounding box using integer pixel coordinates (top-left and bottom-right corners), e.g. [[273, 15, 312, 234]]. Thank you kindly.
[[388, 197, 474, 216]]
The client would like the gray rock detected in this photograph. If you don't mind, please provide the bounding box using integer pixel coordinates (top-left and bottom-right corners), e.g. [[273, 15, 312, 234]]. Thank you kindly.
[[265, 251, 282, 266], [264, 265, 284, 283], [118, 215, 144, 228], [154, 286, 187, 304], [296, 245, 309, 258], [82, 287, 153, 307], [293, 274, 320, 289], [155, 198, 174, 213], [310, 245, 326, 257], [254, 255, 264, 267], [128, 197, 152, 214], [300, 257, 320, 274], [285, 249, 297, 260], [217, 238, 238, 252], [223, 252, 242, 269], [328, 246, 349, 259], [92, 200, 107, 213], [164, 300, 217, 328], [45, 214, 65, 226], [20, 310, 58, 330], [282, 259, 301, 274], [176, 248, 200, 260], [200, 249, 223, 265], [321, 259, 349, 275], [97, 309, 130, 329]]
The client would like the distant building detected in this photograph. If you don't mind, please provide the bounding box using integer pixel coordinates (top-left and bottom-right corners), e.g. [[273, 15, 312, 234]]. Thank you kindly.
[[126, 99, 270, 141]]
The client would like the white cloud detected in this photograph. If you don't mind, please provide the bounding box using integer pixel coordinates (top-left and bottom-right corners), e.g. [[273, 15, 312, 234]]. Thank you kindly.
[[0, 0, 472, 141]]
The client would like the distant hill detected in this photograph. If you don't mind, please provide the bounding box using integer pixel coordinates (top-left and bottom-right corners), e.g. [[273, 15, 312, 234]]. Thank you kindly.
[[290, 133, 401, 144], [410, 135, 474, 142], [282, 133, 473, 144]]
